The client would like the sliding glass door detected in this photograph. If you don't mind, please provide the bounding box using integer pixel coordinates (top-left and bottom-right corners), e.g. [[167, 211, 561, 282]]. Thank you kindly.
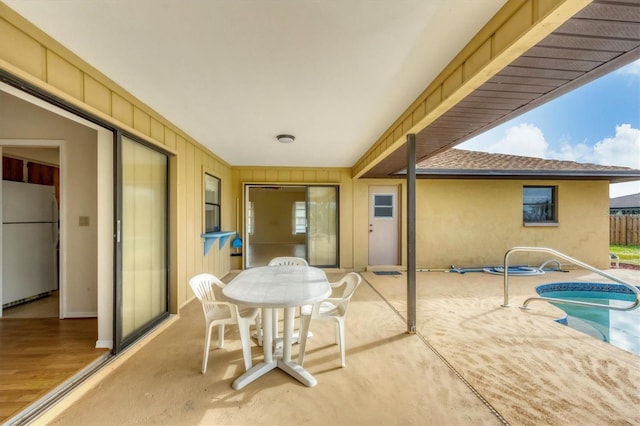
[[307, 186, 338, 267], [115, 135, 169, 351], [244, 185, 338, 268]]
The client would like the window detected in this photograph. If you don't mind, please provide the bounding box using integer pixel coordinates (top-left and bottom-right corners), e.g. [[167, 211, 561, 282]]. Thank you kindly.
[[373, 194, 394, 218], [247, 201, 254, 234], [120, 135, 169, 348], [523, 186, 556, 223], [204, 173, 221, 233], [293, 201, 307, 234]]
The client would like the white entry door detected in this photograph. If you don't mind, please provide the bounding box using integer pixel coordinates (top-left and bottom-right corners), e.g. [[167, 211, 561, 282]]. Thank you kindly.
[[368, 185, 399, 265]]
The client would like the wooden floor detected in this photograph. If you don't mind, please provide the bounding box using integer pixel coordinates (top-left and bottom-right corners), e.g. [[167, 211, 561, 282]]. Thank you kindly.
[[0, 316, 109, 423]]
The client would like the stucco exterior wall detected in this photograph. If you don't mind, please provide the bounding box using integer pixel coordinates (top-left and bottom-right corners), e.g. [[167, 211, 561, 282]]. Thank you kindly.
[[351, 178, 610, 270], [415, 179, 610, 269]]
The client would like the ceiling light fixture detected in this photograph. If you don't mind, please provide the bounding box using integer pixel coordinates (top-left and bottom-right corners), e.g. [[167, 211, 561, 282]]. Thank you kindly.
[[276, 134, 295, 144]]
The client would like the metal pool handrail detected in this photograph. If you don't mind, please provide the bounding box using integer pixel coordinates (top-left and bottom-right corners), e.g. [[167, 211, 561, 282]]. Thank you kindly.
[[501, 246, 640, 312]]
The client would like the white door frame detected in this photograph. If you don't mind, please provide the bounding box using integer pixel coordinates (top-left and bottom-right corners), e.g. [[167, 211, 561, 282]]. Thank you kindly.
[[0, 82, 114, 348]]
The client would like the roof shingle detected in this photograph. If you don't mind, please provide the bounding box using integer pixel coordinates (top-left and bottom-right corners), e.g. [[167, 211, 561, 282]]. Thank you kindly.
[[610, 193, 640, 208], [411, 149, 640, 182], [418, 149, 635, 171]]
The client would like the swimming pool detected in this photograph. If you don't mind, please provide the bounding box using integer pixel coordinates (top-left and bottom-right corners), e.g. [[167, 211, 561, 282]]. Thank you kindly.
[[535, 282, 640, 355]]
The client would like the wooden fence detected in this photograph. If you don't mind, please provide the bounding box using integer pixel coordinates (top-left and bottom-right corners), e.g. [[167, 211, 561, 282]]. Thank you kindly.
[[610, 215, 640, 245]]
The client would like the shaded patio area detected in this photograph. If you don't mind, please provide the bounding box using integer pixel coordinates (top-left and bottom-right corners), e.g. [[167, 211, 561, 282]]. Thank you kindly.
[[40, 268, 639, 425]]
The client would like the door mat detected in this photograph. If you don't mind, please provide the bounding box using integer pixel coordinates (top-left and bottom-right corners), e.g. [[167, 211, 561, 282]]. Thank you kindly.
[[373, 271, 402, 275]]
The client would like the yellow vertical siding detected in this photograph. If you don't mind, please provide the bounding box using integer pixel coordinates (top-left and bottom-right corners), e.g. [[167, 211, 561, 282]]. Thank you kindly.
[[133, 107, 151, 136], [84, 75, 111, 116], [184, 142, 196, 303], [47, 51, 83, 100], [175, 136, 188, 306], [150, 118, 164, 144], [0, 17, 46, 79], [112, 93, 133, 127], [164, 128, 177, 150]]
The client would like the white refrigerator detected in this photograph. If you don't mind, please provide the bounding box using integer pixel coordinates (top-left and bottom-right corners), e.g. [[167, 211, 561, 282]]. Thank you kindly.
[[2, 180, 59, 307]]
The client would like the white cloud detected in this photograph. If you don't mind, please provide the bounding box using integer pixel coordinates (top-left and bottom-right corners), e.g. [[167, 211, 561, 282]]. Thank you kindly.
[[610, 181, 640, 198], [462, 122, 640, 169], [592, 124, 640, 168], [462, 123, 548, 157], [548, 140, 593, 163]]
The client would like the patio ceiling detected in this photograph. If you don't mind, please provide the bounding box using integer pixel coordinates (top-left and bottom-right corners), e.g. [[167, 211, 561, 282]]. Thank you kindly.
[[1, 0, 508, 168], [2, 1, 638, 174], [363, 0, 640, 178]]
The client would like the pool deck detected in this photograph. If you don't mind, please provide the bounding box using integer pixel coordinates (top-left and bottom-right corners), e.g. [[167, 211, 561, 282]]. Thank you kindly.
[[42, 268, 639, 425]]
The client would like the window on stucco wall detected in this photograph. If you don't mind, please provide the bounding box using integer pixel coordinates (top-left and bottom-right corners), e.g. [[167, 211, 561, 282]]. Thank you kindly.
[[523, 186, 557, 225]]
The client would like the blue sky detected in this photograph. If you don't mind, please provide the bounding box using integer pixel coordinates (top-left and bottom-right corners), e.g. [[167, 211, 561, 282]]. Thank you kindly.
[[458, 59, 640, 198]]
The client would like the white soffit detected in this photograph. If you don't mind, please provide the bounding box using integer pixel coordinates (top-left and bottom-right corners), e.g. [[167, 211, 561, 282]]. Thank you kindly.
[[3, 0, 507, 167]]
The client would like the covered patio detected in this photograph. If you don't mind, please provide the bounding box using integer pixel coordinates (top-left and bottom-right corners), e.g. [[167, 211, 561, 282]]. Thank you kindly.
[[1, 1, 639, 424], [39, 268, 639, 425]]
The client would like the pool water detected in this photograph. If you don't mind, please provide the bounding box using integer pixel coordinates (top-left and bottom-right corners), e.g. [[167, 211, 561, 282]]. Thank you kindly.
[[536, 283, 640, 355]]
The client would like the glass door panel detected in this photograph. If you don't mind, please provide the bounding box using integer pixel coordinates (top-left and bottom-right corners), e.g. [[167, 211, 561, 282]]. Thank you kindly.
[[120, 136, 168, 343], [307, 186, 338, 267]]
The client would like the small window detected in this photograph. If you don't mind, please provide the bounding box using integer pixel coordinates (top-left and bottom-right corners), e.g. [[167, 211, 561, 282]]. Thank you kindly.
[[204, 173, 221, 233], [293, 201, 306, 234], [373, 194, 394, 218], [247, 201, 254, 234], [523, 186, 556, 223]]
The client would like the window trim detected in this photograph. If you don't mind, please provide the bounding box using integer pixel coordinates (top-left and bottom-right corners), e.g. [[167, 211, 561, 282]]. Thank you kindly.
[[523, 222, 559, 228], [523, 185, 558, 226]]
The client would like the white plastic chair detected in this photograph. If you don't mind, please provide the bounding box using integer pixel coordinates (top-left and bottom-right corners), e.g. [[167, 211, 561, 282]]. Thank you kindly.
[[189, 273, 258, 374], [257, 257, 309, 344], [298, 272, 362, 367], [267, 257, 309, 267]]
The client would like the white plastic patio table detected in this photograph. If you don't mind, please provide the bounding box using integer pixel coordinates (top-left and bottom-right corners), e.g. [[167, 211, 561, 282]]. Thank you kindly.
[[222, 265, 330, 390]]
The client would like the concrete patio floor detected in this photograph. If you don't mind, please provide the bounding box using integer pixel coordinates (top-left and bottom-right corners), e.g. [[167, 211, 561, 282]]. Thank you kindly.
[[41, 268, 639, 425]]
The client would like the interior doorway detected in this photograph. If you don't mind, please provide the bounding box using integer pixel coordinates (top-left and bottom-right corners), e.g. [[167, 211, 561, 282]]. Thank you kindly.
[[0, 83, 113, 339], [244, 185, 339, 268]]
